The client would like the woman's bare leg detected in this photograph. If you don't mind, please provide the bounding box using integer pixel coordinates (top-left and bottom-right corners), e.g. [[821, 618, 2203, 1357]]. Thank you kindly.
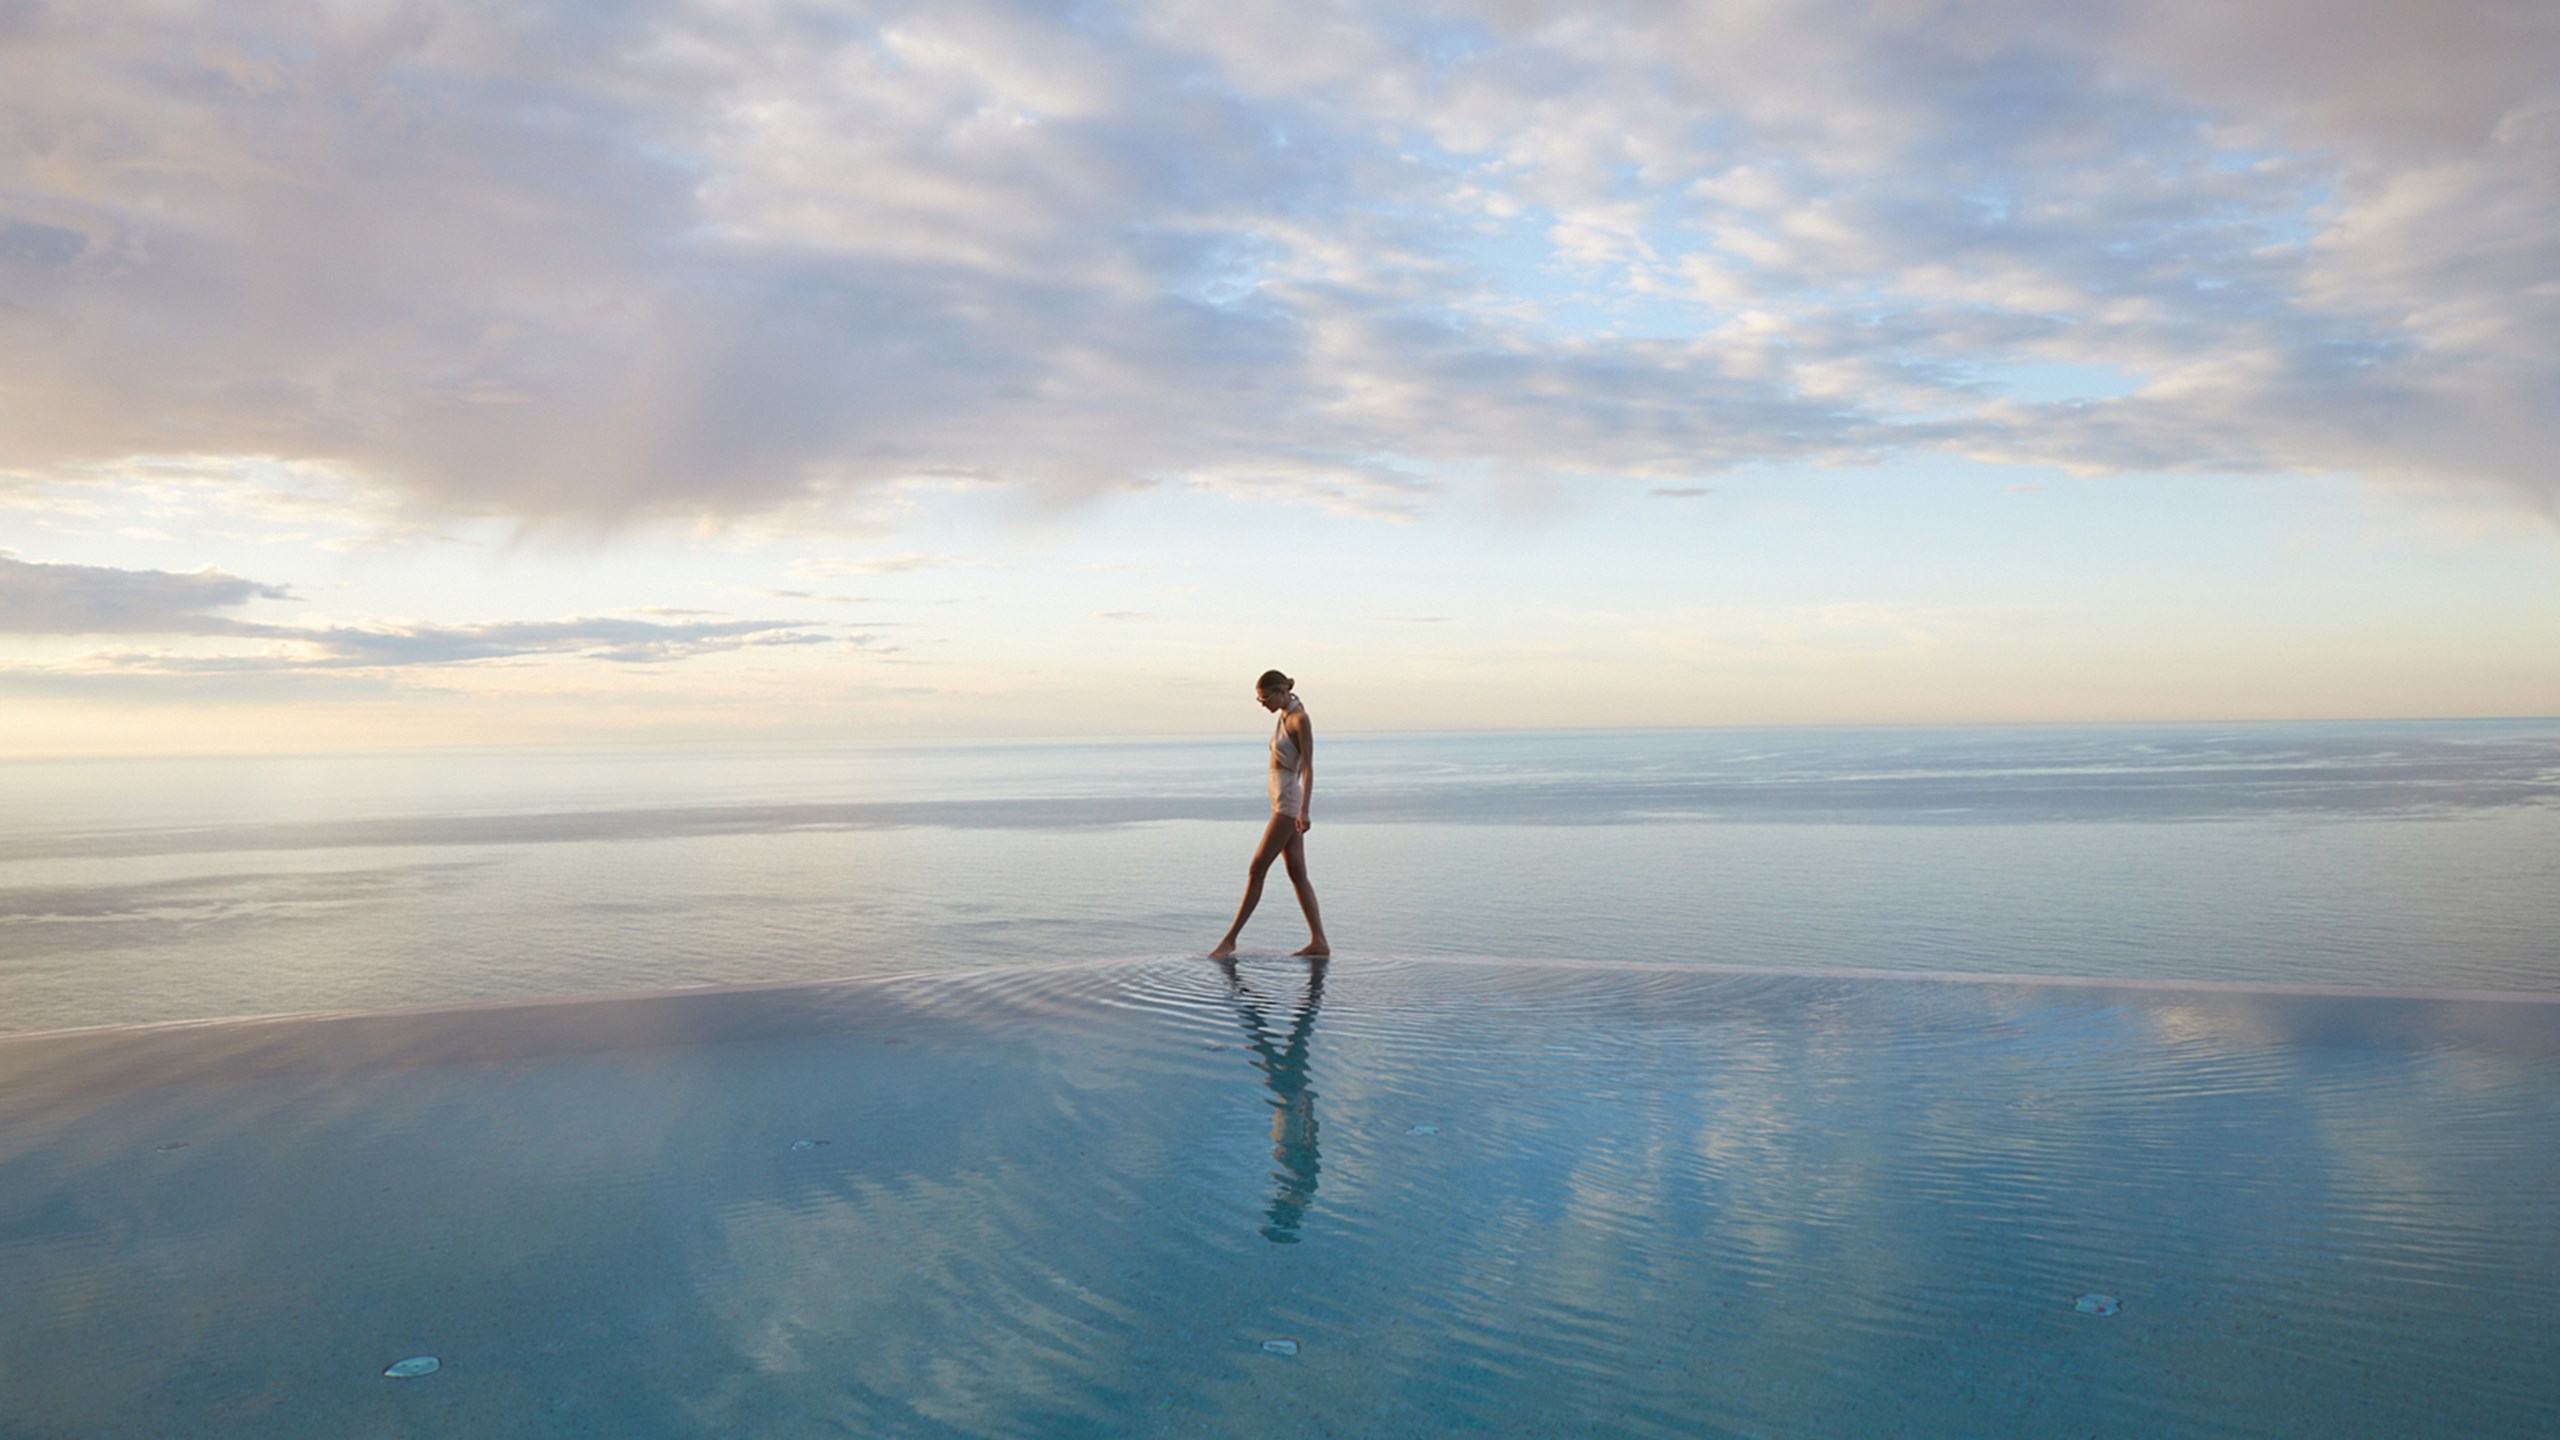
[[1282, 829, 1329, 956], [1211, 814, 1297, 957]]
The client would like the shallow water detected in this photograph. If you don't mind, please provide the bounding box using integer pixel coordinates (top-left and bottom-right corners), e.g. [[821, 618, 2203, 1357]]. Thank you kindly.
[[2, 959, 2554, 1439], [4, 721, 2557, 1033]]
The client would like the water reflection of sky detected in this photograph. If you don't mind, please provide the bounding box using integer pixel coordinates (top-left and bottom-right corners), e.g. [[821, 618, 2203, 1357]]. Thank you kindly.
[[2, 960, 2553, 1439]]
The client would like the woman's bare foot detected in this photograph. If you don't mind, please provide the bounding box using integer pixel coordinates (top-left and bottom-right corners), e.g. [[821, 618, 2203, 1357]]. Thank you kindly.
[[1292, 941, 1329, 957], [1209, 940, 1238, 959]]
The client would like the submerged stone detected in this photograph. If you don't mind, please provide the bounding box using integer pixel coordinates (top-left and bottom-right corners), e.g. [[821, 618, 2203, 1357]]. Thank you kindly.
[[1260, 1337, 1300, 1356], [1405, 1124, 1441, 1136], [2074, 1293, 2121, 1316], [383, 1356, 441, 1378]]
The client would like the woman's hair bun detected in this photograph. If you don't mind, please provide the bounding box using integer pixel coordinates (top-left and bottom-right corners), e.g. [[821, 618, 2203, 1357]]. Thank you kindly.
[[1256, 668, 1294, 692]]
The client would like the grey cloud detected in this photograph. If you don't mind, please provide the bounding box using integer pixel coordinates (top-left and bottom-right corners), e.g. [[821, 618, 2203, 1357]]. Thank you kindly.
[[0, 0, 2553, 520], [0, 0, 1383, 517], [753, 588, 879, 604], [0, 554, 837, 667], [0, 554, 292, 633], [0, 665, 417, 705], [274, 617, 835, 668], [1401, 0, 2560, 503], [2077, 0, 2560, 160], [94, 616, 843, 671]]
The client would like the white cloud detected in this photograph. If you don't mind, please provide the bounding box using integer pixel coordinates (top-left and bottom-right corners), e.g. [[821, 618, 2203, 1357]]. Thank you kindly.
[[0, 0, 2553, 528]]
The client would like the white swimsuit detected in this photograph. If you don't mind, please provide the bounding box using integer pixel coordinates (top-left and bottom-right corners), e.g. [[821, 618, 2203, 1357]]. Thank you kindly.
[[1268, 697, 1306, 818]]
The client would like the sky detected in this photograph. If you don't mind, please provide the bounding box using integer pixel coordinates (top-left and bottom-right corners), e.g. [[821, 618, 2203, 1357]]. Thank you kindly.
[[2, 0, 2556, 753]]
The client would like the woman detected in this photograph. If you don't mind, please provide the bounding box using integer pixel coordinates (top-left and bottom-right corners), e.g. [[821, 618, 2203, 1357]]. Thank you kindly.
[[1210, 670, 1331, 958]]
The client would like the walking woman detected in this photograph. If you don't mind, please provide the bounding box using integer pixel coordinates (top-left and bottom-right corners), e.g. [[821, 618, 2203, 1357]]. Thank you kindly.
[[1210, 670, 1331, 958]]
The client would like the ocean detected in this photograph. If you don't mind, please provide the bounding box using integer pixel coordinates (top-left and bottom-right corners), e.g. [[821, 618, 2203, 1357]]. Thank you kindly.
[[4, 719, 2557, 1034], [4, 720, 2557, 1437]]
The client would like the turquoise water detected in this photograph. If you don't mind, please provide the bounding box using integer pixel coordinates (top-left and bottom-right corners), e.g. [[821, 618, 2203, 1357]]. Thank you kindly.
[[4, 721, 2558, 1033], [2, 960, 2554, 1438]]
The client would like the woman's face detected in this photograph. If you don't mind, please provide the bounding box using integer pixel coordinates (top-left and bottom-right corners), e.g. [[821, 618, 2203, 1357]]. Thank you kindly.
[[1256, 686, 1286, 712]]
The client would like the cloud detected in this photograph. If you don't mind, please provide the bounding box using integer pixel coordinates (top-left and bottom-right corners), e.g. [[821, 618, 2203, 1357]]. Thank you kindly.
[[792, 554, 970, 578], [0, 0, 2553, 523], [0, 555, 835, 668], [0, 554, 292, 633], [755, 588, 858, 602], [73, 617, 847, 672], [251, 618, 840, 668]]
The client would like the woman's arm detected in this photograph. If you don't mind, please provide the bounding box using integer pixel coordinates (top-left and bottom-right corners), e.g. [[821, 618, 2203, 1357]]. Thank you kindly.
[[1294, 710, 1314, 831]]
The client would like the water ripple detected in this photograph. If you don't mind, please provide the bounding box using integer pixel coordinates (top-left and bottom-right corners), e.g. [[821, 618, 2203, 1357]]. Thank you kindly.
[[1, 958, 2554, 1438]]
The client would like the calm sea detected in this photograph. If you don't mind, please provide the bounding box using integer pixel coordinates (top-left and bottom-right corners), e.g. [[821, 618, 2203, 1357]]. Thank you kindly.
[[4, 720, 2557, 1033], [7, 721, 2559, 1439]]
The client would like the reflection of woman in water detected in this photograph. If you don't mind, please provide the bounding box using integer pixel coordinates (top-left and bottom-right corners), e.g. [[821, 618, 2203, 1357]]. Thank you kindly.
[[1218, 955, 1326, 1243], [1210, 670, 1330, 959]]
